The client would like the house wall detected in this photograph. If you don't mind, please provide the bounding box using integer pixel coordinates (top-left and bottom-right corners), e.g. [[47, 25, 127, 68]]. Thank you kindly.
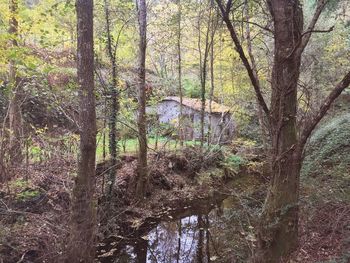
[[148, 100, 234, 143]]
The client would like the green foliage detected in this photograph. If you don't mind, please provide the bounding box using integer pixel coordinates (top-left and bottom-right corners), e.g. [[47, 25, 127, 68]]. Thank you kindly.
[[231, 137, 257, 149], [224, 154, 245, 167], [10, 178, 28, 189], [302, 113, 350, 178], [9, 178, 41, 200], [17, 189, 41, 201], [221, 154, 246, 175], [183, 78, 201, 98], [27, 128, 79, 163]]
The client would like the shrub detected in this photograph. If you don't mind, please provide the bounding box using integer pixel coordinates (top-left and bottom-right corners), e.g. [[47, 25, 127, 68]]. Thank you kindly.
[[221, 154, 246, 175]]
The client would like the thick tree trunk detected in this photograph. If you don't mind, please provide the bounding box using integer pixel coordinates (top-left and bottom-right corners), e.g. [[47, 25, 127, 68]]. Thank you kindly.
[[255, 1, 303, 262], [135, 0, 148, 199], [66, 0, 96, 262], [8, 0, 23, 165], [215, 1, 350, 262], [256, 151, 302, 262]]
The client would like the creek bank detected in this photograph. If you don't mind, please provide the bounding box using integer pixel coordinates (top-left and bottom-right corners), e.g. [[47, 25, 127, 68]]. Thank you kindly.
[[96, 146, 267, 261], [0, 145, 266, 263]]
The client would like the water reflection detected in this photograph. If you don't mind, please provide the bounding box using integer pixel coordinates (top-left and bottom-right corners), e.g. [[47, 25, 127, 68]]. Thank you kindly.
[[99, 175, 263, 263], [112, 214, 214, 263], [101, 195, 238, 263]]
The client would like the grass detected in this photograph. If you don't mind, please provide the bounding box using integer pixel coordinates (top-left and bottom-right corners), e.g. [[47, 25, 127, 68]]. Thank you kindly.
[[26, 130, 208, 163], [96, 135, 201, 161]]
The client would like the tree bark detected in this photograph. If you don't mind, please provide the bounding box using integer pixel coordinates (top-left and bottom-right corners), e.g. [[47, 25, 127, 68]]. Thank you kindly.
[[135, 0, 148, 199], [196, 215, 204, 263], [252, 2, 304, 261], [8, 0, 23, 165], [177, 0, 184, 146], [208, 9, 215, 145], [198, 0, 215, 147], [216, 1, 350, 262], [66, 0, 96, 262], [104, 0, 119, 199]]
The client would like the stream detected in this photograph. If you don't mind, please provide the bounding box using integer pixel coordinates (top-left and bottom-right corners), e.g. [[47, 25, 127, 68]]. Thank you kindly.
[[98, 188, 261, 263]]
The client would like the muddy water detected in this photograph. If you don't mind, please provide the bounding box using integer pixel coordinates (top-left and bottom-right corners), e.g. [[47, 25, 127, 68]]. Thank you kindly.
[[98, 176, 262, 263], [99, 195, 253, 263]]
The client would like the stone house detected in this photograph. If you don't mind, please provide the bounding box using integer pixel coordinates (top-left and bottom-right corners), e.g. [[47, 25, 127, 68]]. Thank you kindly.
[[147, 96, 234, 144]]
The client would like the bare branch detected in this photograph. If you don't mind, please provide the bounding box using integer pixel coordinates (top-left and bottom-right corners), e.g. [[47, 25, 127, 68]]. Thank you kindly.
[[226, 0, 233, 13], [215, 0, 270, 117], [299, 71, 350, 148], [296, 0, 329, 56], [301, 25, 334, 37], [232, 19, 273, 33]]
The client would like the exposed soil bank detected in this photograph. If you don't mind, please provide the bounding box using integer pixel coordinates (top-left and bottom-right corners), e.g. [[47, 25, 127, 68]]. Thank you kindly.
[[1, 146, 261, 263], [96, 147, 265, 243], [0, 145, 349, 263], [96, 170, 265, 263]]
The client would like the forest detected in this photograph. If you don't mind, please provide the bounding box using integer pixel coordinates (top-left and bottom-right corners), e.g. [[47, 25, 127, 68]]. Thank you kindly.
[[0, 0, 350, 262]]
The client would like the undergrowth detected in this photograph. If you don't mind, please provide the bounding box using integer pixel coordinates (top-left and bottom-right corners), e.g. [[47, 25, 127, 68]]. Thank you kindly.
[[302, 113, 350, 202], [303, 113, 350, 178]]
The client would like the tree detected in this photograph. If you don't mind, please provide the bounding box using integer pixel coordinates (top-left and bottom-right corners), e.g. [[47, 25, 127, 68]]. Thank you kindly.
[[197, 0, 216, 146], [135, 0, 148, 199], [8, 0, 23, 165], [215, 0, 350, 262], [103, 0, 119, 199], [208, 4, 218, 145], [66, 0, 96, 262], [177, 0, 184, 146], [244, 0, 269, 152]]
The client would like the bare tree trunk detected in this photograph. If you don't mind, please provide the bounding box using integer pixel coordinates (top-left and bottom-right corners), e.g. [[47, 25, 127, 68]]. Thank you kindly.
[[177, 0, 184, 147], [135, 0, 148, 199], [208, 9, 216, 145], [66, 0, 96, 262], [103, 98, 107, 161], [104, 0, 119, 198], [8, 0, 23, 165], [198, 0, 213, 147]]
